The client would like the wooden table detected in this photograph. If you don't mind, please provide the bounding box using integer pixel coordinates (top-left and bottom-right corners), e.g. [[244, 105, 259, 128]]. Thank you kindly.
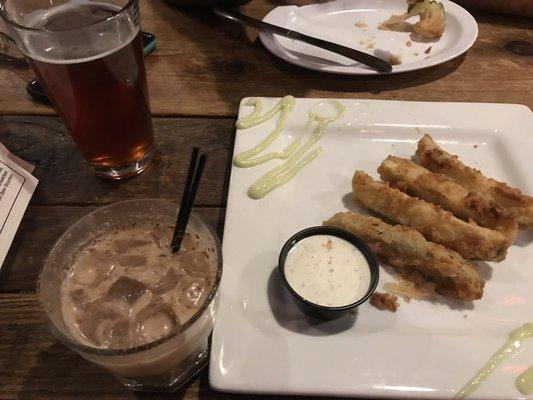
[[0, 1, 531, 398]]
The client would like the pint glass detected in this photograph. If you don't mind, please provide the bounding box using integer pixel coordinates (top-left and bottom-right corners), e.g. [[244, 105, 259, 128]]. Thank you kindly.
[[0, 0, 155, 179]]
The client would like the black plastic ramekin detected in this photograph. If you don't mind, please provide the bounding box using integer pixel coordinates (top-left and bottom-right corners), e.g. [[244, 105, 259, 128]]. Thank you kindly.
[[278, 226, 379, 320]]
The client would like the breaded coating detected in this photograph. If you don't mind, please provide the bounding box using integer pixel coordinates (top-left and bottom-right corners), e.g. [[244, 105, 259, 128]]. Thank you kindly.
[[352, 171, 510, 261], [370, 292, 399, 312], [324, 212, 484, 300], [416, 134, 533, 228], [378, 156, 518, 243]]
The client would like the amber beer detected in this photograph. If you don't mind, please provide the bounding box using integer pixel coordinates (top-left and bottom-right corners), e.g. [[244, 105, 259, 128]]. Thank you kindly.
[[3, 0, 154, 179]]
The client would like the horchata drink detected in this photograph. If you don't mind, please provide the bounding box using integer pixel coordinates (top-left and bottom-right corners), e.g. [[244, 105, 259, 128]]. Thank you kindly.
[[0, 0, 154, 179], [62, 223, 217, 349], [37, 200, 222, 391]]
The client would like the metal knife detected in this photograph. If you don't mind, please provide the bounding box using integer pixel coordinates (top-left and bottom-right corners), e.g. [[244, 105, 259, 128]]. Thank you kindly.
[[213, 7, 392, 73]]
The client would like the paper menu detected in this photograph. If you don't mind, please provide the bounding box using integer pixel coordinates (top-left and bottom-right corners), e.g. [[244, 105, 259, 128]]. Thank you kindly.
[[0, 143, 38, 268]]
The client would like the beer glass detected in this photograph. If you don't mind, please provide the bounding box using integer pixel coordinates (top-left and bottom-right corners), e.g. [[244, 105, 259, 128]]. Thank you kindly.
[[0, 0, 155, 179]]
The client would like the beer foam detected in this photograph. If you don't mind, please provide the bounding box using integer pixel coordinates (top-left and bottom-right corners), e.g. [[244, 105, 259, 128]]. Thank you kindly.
[[20, 0, 139, 64]]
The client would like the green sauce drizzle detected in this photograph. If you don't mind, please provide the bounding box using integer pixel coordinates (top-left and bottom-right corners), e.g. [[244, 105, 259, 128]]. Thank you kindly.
[[516, 366, 533, 395], [234, 96, 345, 199], [234, 96, 296, 168], [454, 322, 533, 399]]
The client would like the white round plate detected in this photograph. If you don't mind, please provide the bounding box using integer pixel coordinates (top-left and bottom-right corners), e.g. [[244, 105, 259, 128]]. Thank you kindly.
[[259, 0, 478, 75]]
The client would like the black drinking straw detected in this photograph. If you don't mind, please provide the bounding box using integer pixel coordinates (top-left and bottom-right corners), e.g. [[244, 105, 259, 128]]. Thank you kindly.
[[171, 147, 207, 252]]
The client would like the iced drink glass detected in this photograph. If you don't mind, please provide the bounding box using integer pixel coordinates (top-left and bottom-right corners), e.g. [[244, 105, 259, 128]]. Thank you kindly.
[[37, 199, 222, 392]]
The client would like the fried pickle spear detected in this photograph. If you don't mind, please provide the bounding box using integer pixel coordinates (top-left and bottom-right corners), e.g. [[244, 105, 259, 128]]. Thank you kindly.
[[416, 134, 533, 228], [324, 212, 484, 300], [352, 171, 510, 261], [378, 156, 518, 243]]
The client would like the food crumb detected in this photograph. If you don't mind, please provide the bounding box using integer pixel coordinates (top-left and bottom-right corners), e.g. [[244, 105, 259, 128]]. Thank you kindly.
[[370, 292, 399, 312], [359, 38, 375, 49], [322, 239, 333, 250], [473, 144, 478, 149], [464, 314, 468, 318], [425, 46, 432, 54], [389, 54, 402, 65], [406, 40, 412, 47], [355, 21, 367, 28]]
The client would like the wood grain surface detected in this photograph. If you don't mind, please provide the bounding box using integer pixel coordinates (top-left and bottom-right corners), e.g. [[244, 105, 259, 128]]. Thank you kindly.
[[0, 115, 232, 291], [0, 116, 234, 206], [0, 0, 531, 117], [0, 292, 293, 400]]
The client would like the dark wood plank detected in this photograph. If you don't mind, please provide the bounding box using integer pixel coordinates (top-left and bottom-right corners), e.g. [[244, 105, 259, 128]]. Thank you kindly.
[[0, 293, 303, 400], [0, 206, 226, 293], [0, 0, 531, 117], [0, 116, 234, 206]]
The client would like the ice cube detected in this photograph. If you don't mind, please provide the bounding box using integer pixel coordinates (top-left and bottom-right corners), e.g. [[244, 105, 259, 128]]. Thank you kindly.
[[152, 267, 182, 295], [172, 278, 208, 324], [75, 300, 119, 345], [149, 225, 173, 248], [177, 251, 212, 278], [133, 303, 178, 344], [129, 290, 155, 319], [125, 262, 168, 289], [177, 278, 207, 308], [180, 232, 197, 252], [71, 250, 115, 286], [114, 239, 150, 253], [107, 276, 147, 303], [69, 288, 89, 308], [116, 254, 147, 268], [102, 318, 131, 349]]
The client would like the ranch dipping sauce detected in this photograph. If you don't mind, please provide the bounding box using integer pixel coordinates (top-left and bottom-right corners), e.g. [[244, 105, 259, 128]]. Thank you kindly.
[[284, 235, 371, 307]]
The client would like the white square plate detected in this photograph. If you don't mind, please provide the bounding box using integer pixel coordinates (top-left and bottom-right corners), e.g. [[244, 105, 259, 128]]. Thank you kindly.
[[209, 98, 533, 399]]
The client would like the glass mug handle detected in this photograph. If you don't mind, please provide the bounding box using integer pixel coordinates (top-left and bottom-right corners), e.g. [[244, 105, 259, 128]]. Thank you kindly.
[[0, 30, 27, 64]]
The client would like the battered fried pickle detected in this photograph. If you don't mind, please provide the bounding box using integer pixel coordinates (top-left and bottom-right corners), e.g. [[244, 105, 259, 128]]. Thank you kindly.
[[324, 212, 484, 300], [378, 156, 518, 243], [352, 171, 510, 261], [416, 134, 533, 228]]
